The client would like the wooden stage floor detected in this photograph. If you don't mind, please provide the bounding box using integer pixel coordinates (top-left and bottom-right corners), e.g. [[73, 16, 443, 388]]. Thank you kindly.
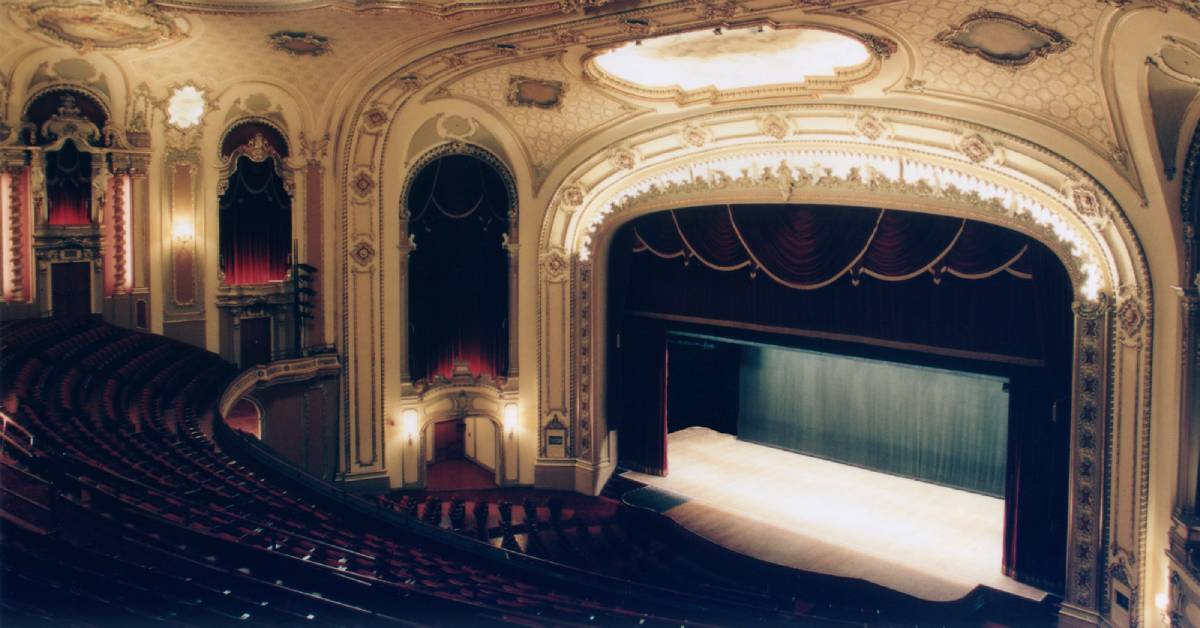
[[621, 427, 1047, 603]]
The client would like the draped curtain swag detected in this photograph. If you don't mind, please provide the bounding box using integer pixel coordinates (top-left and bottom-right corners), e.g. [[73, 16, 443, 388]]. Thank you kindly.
[[633, 204, 1032, 290], [218, 155, 293, 285]]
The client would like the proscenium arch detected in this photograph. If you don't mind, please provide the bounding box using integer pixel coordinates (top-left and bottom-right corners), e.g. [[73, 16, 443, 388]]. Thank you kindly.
[[537, 107, 1152, 624]]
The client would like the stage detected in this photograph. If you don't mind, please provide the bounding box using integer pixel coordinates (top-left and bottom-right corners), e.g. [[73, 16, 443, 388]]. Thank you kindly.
[[621, 427, 1047, 603]]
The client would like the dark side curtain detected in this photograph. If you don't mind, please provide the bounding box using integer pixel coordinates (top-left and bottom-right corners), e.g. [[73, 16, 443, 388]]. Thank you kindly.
[[1002, 244, 1072, 595], [219, 156, 292, 285], [407, 155, 509, 381], [618, 317, 668, 475], [45, 141, 92, 226]]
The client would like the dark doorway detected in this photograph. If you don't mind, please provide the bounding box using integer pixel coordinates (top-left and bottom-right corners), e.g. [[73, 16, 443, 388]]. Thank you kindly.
[[239, 316, 272, 368], [51, 262, 91, 317], [434, 419, 466, 461]]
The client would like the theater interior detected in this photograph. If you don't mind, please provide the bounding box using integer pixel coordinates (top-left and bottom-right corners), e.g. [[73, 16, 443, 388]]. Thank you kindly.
[[0, 0, 1199, 626]]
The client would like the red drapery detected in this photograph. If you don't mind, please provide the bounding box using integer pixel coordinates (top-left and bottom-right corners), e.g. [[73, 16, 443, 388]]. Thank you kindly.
[[633, 204, 1032, 290], [45, 141, 92, 226], [407, 155, 510, 382], [219, 156, 292, 285]]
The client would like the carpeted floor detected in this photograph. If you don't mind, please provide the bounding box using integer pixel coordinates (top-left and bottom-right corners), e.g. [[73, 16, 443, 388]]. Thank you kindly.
[[425, 458, 498, 491]]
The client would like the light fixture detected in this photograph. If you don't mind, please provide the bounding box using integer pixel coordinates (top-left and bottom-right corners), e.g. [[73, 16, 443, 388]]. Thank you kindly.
[[166, 84, 206, 130], [402, 409, 419, 444], [1155, 591, 1171, 625], [592, 26, 871, 93], [172, 218, 195, 243], [503, 403, 518, 438]]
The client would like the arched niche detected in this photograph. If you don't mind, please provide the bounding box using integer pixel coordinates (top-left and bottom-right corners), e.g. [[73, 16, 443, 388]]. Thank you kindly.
[[11, 84, 148, 321], [217, 118, 293, 287], [24, 87, 109, 226], [538, 105, 1151, 625], [400, 143, 517, 385]]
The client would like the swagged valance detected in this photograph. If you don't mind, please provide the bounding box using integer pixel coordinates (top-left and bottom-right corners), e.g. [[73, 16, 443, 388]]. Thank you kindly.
[[631, 204, 1033, 289]]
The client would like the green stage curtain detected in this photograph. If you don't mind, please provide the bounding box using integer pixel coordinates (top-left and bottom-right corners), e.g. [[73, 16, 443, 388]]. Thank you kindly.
[[737, 345, 1009, 496]]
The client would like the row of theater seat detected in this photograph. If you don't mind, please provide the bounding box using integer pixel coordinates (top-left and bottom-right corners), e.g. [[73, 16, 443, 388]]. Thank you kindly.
[[379, 493, 773, 607], [1, 318, 847, 627]]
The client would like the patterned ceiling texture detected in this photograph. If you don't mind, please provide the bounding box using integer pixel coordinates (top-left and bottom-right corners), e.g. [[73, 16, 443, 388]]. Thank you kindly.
[[0, 0, 1191, 183]]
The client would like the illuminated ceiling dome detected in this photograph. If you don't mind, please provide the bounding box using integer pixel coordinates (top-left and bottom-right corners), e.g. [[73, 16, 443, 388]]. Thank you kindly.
[[589, 25, 876, 102]]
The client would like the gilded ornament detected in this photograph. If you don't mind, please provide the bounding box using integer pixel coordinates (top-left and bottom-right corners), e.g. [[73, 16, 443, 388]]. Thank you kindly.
[[268, 31, 332, 56]]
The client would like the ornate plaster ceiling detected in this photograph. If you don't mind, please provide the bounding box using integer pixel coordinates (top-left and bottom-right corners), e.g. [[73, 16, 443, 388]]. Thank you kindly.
[[3, 0, 1194, 181], [872, 0, 1114, 149], [439, 54, 638, 173]]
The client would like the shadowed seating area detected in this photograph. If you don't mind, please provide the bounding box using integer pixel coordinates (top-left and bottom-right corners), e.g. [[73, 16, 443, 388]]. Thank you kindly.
[[0, 318, 1061, 626]]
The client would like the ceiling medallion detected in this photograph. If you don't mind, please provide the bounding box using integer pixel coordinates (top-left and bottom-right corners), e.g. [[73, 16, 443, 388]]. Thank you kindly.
[[13, 0, 185, 52], [935, 10, 1071, 69], [268, 31, 332, 57], [507, 76, 566, 110]]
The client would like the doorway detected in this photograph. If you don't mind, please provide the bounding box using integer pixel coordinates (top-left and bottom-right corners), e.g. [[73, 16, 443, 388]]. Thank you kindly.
[[239, 316, 272, 369], [434, 418, 466, 461], [51, 262, 91, 317]]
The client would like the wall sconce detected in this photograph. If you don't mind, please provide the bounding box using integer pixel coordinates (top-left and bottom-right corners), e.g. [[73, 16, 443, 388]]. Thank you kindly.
[[1156, 591, 1171, 626], [402, 408, 419, 445], [503, 403, 518, 439], [172, 218, 195, 243]]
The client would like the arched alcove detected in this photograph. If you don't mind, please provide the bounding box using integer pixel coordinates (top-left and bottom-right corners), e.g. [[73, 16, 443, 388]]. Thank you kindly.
[[217, 120, 292, 286], [402, 146, 517, 383], [25, 88, 109, 227]]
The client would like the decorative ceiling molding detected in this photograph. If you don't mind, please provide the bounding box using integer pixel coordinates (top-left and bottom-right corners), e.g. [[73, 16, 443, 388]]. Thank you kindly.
[[10, 0, 187, 52], [934, 10, 1071, 69], [155, 0, 568, 18], [269, 30, 333, 56]]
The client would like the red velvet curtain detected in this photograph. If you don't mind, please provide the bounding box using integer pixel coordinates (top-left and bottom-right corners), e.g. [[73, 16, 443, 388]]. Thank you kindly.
[[45, 141, 92, 226], [219, 156, 292, 285], [407, 155, 510, 382], [633, 204, 1033, 290], [624, 205, 1052, 359]]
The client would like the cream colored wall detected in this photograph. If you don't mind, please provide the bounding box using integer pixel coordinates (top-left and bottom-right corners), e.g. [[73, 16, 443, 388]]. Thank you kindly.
[[1106, 10, 1197, 627], [466, 416, 497, 472]]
